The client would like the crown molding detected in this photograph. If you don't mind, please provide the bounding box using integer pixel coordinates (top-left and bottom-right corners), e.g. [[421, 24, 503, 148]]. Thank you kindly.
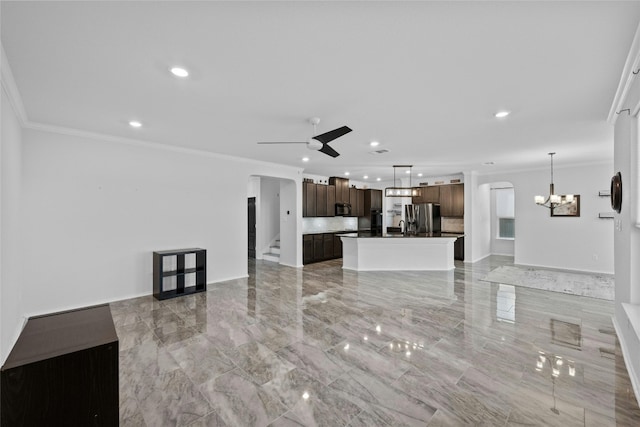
[[1, 43, 28, 125], [475, 158, 614, 178], [608, 21, 640, 124], [24, 121, 303, 173]]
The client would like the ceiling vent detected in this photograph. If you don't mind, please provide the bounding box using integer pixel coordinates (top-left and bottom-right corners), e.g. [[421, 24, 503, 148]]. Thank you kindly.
[[369, 149, 390, 155]]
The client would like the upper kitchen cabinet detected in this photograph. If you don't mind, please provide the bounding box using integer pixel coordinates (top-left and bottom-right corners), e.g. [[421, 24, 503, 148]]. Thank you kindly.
[[363, 189, 383, 211], [303, 181, 316, 217], [303, 182, 335, 217], [329, 177, 349, 204], [357, 189, 365, 217], [413, 186, 440, 204], [440, 184, 464, 217], [348, 187, 357, 215], [348, 187, 365, 217], [316, 184, 327, 216], [327, 184, 336, 216]]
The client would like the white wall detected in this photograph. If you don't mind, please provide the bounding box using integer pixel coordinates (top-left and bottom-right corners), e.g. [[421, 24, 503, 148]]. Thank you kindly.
[[279, 179, 299, 267], [476, 163, 614, 273], [1, 85, 24, 364], [464, 172, 491, 263], [20, 127, 302, 318], [610, 41, 640, 400]]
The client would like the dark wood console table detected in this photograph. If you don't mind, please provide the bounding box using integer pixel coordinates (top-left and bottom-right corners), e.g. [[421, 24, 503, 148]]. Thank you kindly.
[[1, 304, 119, 426]]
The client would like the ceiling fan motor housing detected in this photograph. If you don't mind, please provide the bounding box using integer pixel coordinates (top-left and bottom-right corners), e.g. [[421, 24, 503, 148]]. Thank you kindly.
[[307, 139, 323, 151]]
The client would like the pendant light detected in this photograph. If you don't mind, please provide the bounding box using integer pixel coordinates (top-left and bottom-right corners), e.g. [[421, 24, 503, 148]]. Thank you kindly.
[[534, 153, 574, 209], [385, 165, 420, 197]]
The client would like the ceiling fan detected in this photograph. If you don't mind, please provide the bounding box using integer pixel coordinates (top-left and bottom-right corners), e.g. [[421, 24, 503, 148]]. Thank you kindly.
[[257, 117, 352, 158]]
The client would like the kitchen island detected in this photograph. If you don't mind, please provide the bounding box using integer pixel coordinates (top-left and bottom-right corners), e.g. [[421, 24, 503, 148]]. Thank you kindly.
[[339, 232, 461, 271]]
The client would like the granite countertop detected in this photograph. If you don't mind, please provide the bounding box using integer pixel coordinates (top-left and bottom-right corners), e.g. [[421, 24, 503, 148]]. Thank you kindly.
[[303, 230, 358, 235], [341, 231, 464, 238]]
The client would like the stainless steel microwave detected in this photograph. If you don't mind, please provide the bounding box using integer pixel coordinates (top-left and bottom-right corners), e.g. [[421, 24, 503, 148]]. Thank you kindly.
[[335, 203, 352, 216]]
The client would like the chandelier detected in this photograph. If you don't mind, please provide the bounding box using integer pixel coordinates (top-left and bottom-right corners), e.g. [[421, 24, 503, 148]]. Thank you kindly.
[[384, 165, 420, 197], [534, 153, 574, 209]]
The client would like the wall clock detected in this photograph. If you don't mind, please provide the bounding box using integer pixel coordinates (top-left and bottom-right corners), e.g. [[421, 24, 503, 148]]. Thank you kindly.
[[611, 172, 622, 213]]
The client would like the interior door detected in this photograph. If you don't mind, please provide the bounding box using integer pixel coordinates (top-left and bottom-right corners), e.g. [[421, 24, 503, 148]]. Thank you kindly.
[[248, 197, 256, 258]]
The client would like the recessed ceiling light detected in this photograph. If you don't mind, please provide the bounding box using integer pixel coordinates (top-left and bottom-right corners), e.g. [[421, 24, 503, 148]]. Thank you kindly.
[[363, 175, 369, 179], [170, 67, 189, 78], [376, 177, 381, 181], [405, 170, 411, 174], [495, 111, 510, 118], [302, 157, 309, 162], [129, 120, 142, 128], [345, 171, 350, 176], [418, 173, 423, 177], [370, 141, 379, 147]]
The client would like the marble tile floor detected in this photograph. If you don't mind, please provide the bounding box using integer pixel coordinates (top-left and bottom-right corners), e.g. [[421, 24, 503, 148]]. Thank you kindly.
[[111, 255, 640, 426]]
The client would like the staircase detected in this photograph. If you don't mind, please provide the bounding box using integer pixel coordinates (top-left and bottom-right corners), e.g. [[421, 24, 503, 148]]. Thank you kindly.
[[262, 240, 280, 263]]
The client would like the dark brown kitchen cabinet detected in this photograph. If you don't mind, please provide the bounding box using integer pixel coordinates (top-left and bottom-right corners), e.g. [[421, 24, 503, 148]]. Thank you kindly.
[[329, 177, 349, 204], [454, 236, 465, 261], [327, 185, 336, 216], [316, 184, 327, 216], [303, 232, 344, 264], [1, 305, 119, 426], [364, 189, 382, 212], [303, 182, 317, 217], [348, 187, 365, 217], [303, 235, 313, 264], [413, 186, 440, 204], [440, 184, 464, 217], [356, 189, 365, 217], [348, 187, 358, 215], [313, 234, 324, 261], [333, 234, 343, 258], [303, 183, 335, 217], [323, 233, 334, 259], [424, 186, 441, 204]]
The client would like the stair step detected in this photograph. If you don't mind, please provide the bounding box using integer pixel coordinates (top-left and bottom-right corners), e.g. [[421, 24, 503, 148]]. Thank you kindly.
[[269, 246, 281, 254], [263, 252, 280, 263]]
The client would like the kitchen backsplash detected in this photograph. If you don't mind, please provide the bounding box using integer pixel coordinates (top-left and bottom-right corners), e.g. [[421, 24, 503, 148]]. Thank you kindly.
[[303, 217, 358, 234], [442, 217, 464, 233]]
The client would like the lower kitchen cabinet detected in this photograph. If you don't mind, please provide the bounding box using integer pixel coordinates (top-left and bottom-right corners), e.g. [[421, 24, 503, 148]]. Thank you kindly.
[[333, 234, 343, 258], [303, 235, 314, 264], [313, 234, 324, 261], [303, 232, 344, 264], [454, 236, 464, 261], [323, 233, 334, 259]]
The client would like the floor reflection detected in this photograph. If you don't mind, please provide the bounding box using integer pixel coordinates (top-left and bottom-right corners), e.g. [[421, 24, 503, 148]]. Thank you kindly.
[[111, 255, 640, 426]]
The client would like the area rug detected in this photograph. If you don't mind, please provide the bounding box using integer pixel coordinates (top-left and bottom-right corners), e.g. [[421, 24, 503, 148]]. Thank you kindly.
[[480, 265, 614, 300]]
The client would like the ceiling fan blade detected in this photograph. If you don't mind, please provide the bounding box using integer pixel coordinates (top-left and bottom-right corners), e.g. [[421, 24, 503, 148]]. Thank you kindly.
[[257, 141, 307, 144], [319, 143, 340, 158], [312, 126, 352, 144]]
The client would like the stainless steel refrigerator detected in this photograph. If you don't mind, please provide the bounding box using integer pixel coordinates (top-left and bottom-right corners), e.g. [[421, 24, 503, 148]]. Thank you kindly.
[[404, 203, 441, 234]]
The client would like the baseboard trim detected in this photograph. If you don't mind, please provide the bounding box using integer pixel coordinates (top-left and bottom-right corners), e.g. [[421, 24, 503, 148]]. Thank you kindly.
[[612, 315, 640, 407]]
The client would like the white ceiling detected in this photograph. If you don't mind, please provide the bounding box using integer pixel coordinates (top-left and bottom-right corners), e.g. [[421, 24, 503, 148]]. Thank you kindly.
[[3, 1, 640, 182]]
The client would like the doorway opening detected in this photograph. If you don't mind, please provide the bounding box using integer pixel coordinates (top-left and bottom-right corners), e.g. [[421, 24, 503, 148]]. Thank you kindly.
[[248, 197, 256, 258]]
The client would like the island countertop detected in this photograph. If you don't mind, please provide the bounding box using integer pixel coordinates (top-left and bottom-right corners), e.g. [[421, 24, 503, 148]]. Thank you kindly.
[[340, 232, 459, 271], [338, 231, 463, 238]]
